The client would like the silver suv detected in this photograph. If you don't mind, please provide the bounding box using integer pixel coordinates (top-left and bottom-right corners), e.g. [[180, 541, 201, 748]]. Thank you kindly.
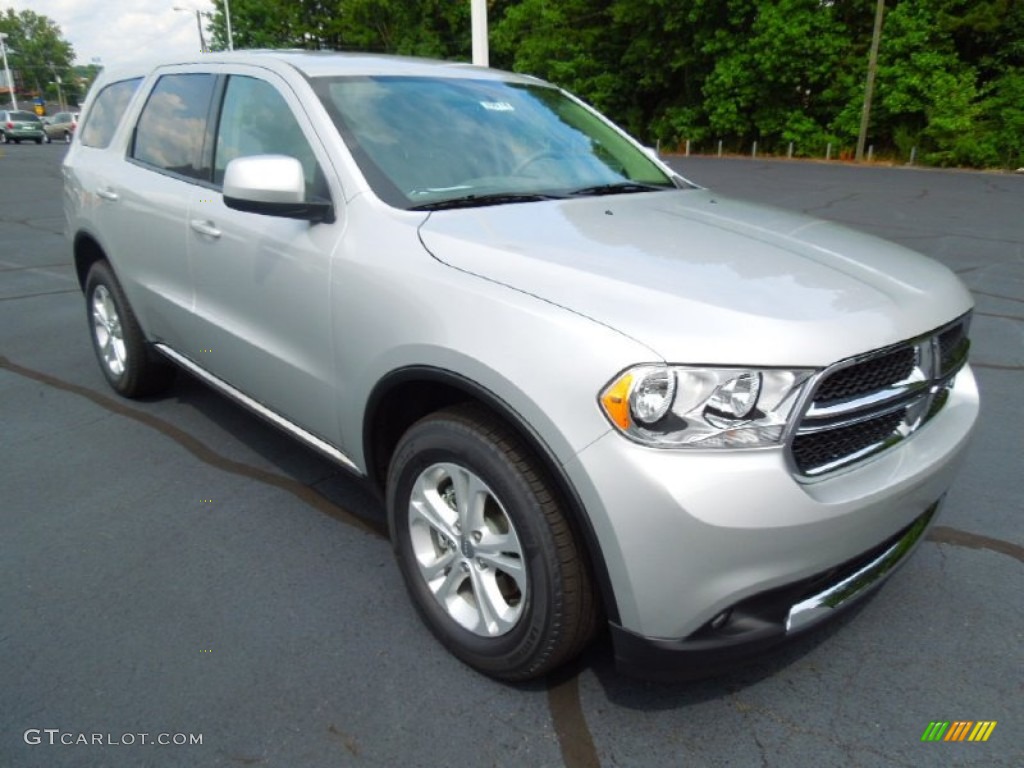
[[64, 51, 978, 681]]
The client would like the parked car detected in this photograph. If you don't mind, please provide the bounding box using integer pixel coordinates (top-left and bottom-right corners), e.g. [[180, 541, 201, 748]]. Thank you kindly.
[[43, 111, 79, 143], [0, 110, 45, 143], [64, 52, 978, 681]]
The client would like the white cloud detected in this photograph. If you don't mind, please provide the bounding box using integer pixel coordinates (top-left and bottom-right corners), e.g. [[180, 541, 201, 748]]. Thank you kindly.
[[6, 0, 217, 68]]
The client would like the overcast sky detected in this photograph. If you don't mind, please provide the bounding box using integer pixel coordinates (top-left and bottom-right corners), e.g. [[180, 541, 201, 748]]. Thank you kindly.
[[7, 0, 218, 68]]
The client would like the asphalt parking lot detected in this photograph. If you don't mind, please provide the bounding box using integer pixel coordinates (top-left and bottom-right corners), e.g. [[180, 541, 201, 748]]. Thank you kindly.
[[1, 142, 1021, 768]]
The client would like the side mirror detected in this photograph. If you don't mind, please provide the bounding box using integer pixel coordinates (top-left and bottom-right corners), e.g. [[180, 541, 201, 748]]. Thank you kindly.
[[223, 155, 334, 223]]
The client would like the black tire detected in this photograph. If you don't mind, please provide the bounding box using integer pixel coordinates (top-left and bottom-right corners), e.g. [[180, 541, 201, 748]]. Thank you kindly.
[[84, 260, 175, 397], [44, 132, 51, 144], [34, 137, 42, 144], [386, 404, 597, 681]]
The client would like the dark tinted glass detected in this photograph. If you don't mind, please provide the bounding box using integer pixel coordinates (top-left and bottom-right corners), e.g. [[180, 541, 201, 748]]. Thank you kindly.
[[80, 78, 142, 148], [132, 73, 216, 180]]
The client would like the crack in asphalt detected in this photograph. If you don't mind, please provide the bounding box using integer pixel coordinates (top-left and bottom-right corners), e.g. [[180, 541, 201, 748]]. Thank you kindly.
[[0, 262, 75, 272], [973, 289, 1024, 305], [546, 671, 601, 768], [800, 191, 859, 214], [0, 288, 80, 301], [2, 218, 64, 236], [975, 310, 1024, 323], [6, 353, 1023, 768], [972, 362, 1024, 371], [0, 354, 386, 539], [927, 525, 1024, 564]]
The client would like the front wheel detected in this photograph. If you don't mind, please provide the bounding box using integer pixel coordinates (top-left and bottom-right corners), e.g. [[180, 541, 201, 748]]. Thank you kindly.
[[387, 405, 597, 681], [84, 260, 175, 397]]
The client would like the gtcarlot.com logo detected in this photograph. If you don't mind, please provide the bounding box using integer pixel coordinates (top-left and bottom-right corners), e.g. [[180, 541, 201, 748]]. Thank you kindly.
[[24, 729, 203, 746]]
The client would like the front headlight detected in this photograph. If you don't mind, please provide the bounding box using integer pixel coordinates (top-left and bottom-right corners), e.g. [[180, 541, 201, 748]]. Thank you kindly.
[[599, 365, 815, 448]]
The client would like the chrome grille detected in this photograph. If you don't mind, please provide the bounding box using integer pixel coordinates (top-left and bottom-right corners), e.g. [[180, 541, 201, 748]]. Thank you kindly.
[[790, 314, 971, 477], [812, 346, 915, 404]]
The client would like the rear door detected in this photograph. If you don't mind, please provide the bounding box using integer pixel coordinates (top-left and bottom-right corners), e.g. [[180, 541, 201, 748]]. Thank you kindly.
[[94, 69, 219, 348]]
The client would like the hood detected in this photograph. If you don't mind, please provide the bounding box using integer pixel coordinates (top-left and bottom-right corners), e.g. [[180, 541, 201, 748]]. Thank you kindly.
[[417, 189, 974, 367]]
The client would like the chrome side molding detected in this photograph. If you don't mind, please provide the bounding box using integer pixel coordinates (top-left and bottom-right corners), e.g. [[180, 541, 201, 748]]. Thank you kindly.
[[154, 343, 362, 475]]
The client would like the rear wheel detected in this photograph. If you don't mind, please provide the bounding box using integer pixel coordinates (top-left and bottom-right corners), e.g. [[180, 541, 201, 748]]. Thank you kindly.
[[63, 131, 71, 144], [84, 260, 175, 397], [387, 404, 597, 681], [34, 137, 42, 144]]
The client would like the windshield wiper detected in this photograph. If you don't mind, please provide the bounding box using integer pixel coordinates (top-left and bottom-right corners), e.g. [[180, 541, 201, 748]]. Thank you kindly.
[[410, 192, 563, 211], [568, 182, 671, 197]]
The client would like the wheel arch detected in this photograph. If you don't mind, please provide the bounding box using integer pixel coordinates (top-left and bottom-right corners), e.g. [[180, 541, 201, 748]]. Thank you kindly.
[[73, 231, 109, 290], [363, 365, 621, 624]]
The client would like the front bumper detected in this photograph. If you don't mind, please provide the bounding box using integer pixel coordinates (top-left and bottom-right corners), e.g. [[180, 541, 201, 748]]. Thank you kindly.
[[565, 365, 978, 678], [610, 500, 938, 680]]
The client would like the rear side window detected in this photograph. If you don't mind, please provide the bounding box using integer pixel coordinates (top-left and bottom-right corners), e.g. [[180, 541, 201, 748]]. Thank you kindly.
[[80, 78, 142, 148], [132, 73, 217, 181]]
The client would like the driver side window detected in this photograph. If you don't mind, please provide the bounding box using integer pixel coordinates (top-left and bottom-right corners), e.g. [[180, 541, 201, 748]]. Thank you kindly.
[[214, 76, 326, 199]]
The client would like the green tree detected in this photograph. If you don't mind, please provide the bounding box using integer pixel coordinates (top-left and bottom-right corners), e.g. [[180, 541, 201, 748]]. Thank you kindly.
[[206, 0, 506, 58], [200, 0, 1022, 169], [0, 7, 75, 109], [492, 0, 629, 122]]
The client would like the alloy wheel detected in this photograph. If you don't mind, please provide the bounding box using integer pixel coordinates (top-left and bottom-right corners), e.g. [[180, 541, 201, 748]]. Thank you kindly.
[[407, 462, 526, 637], [91, 284, 127, 377]]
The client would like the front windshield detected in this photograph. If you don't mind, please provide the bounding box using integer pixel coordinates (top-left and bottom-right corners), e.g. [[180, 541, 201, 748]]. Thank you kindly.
[[313, 76, 675, 209]]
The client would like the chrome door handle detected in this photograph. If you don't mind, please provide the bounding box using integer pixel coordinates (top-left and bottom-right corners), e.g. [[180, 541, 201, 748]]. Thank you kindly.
[[189, 219, 222, 238], [96, 188, 119, 201]]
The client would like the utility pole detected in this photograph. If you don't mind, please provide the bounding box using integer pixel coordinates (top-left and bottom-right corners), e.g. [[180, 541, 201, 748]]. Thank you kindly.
[[0, 32, 16, 110], [50, 64, 66, 111], [856, 0, 886, 162]]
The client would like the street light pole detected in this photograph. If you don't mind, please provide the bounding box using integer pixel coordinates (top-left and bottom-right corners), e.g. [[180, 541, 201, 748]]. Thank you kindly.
[[471, 0, 488, 66], [224, 0, 234, 51], [0, 32, 17, 110]]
